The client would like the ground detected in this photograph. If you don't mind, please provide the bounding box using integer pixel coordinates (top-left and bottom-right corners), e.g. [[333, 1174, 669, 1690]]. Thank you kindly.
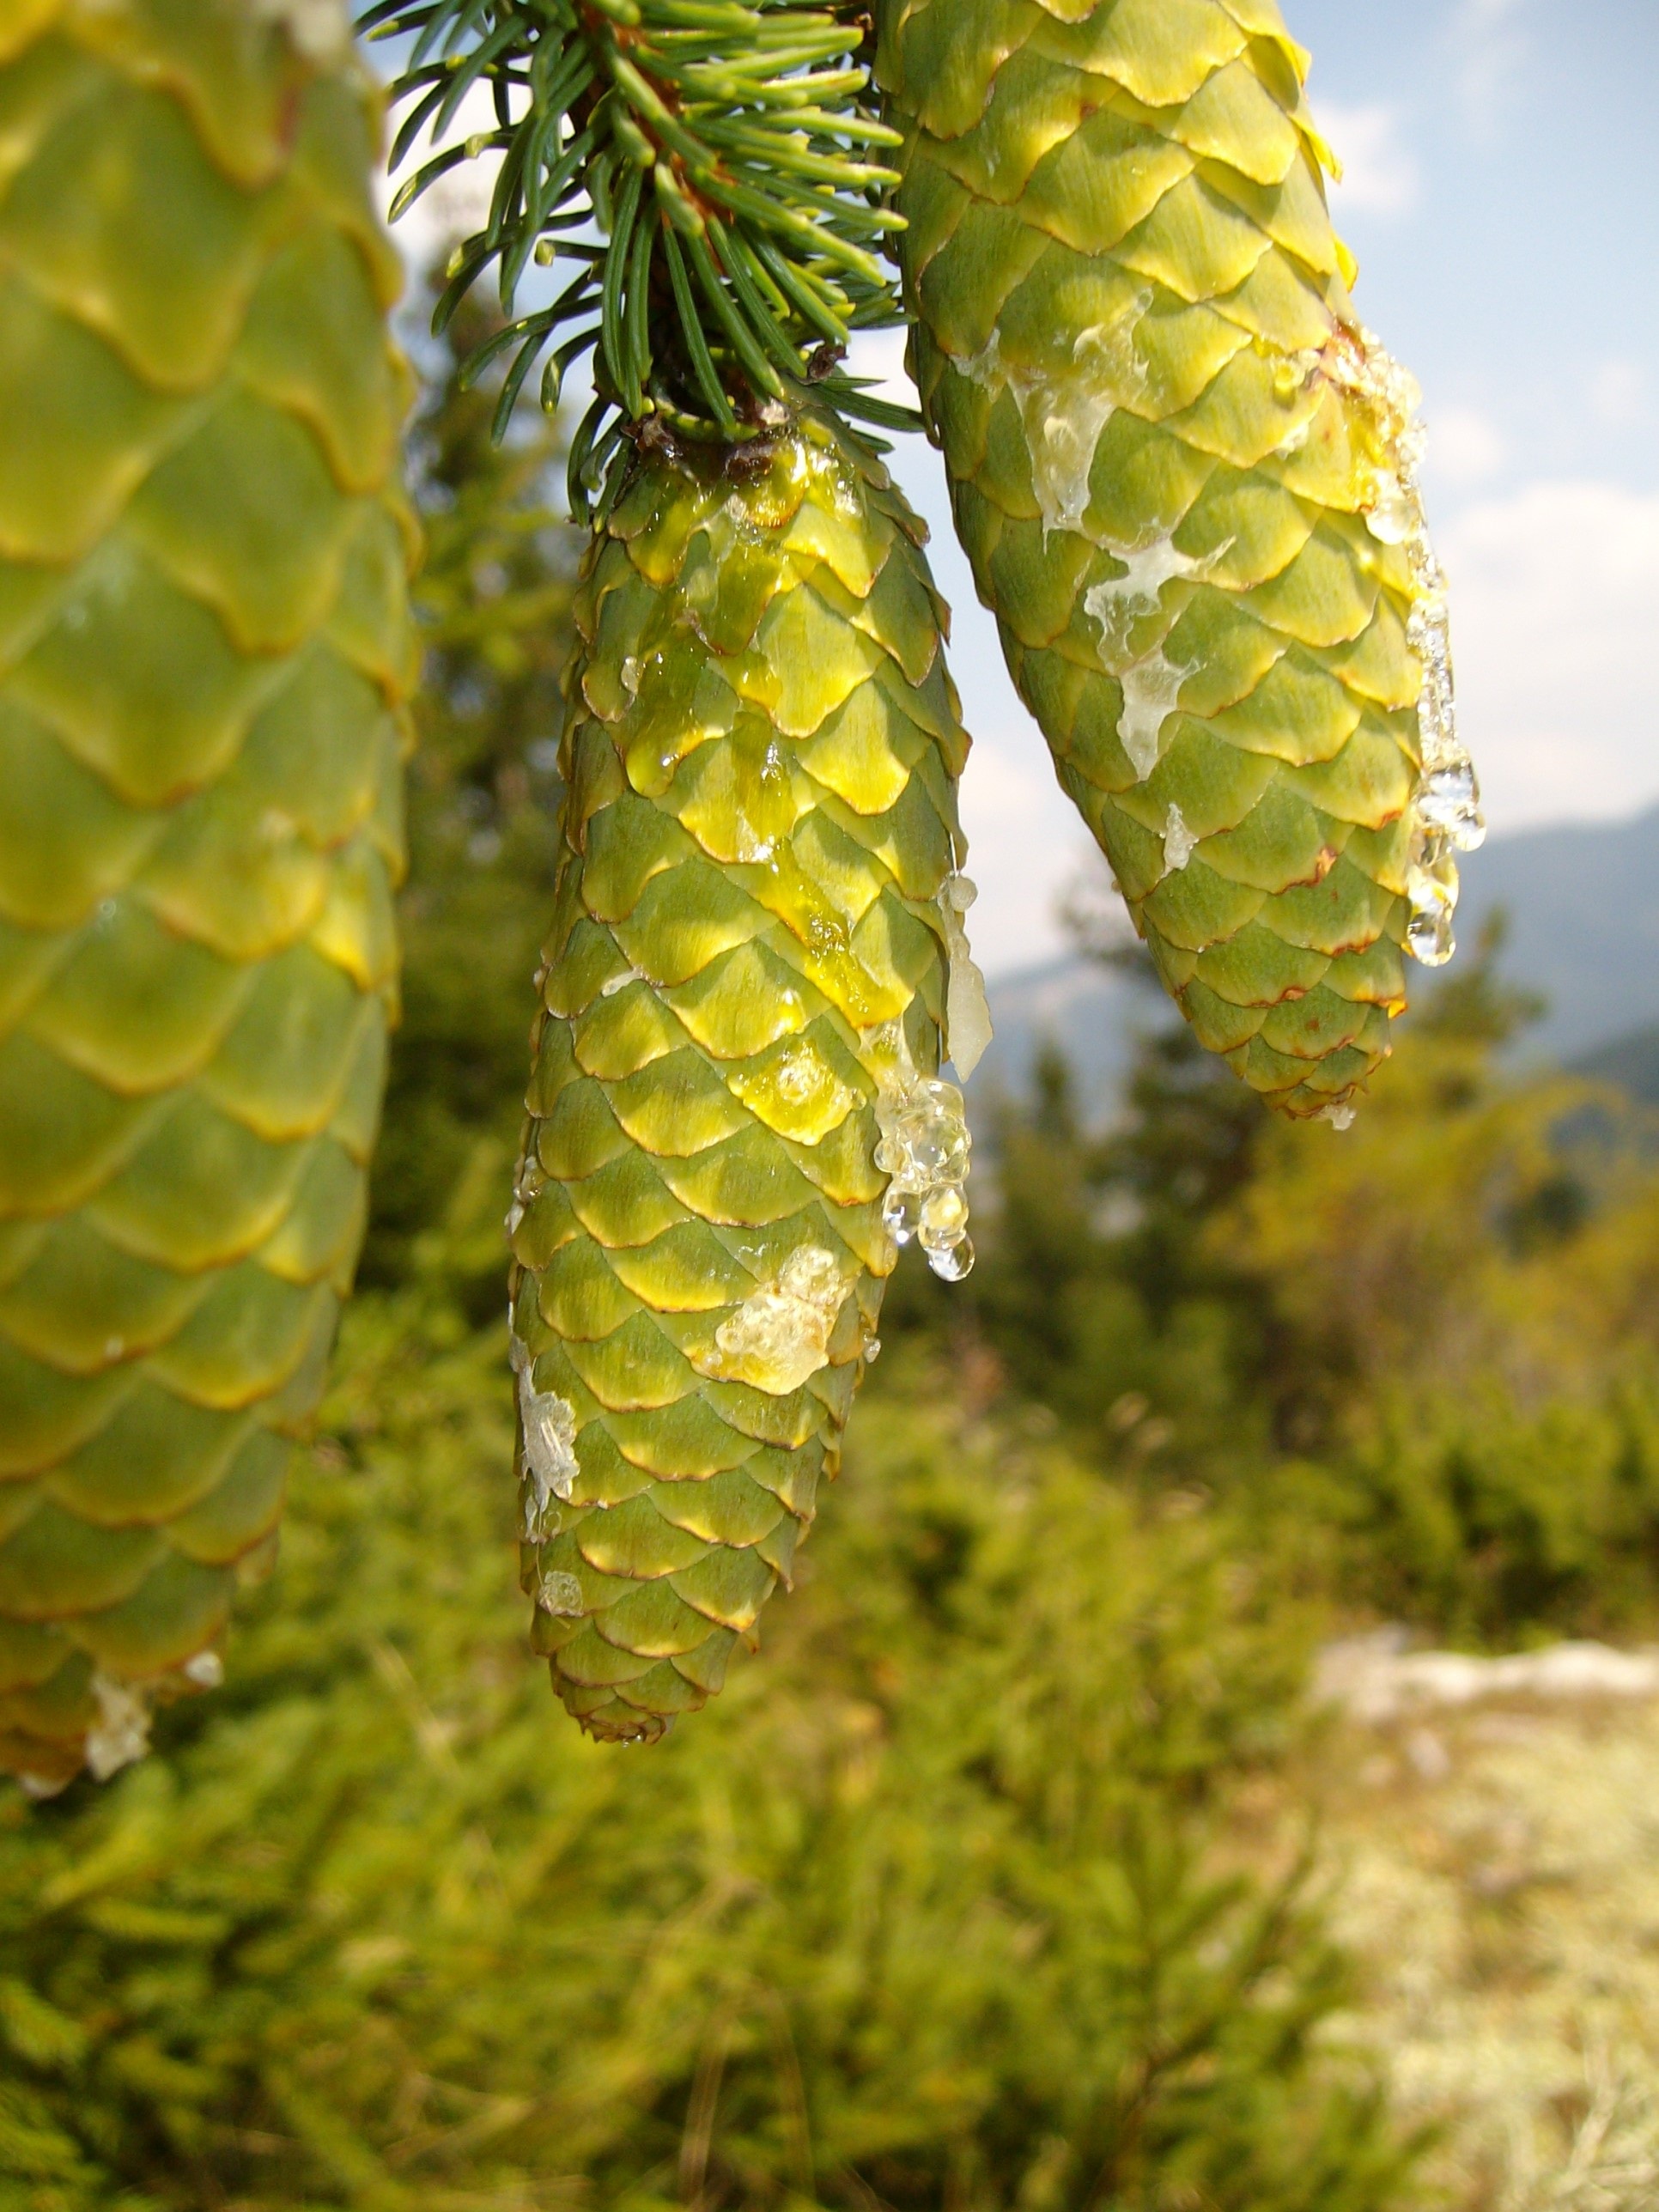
[[1286, 1642, 1659, 2211]]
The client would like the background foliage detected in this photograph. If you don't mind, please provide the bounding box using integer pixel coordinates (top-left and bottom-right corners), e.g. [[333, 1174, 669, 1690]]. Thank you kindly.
[[7, 291, 1659, 2212], [0, 1304, 1412, 2212], [360, 294, 578, 1311], [953, 942, 1659, 1650]]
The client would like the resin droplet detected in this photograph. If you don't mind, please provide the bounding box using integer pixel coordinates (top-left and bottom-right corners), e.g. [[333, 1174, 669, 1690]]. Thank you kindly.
[[730, 1034, 856, 1145], [1110, 648, 1191, 781], [1407, 901, 1456, 968], [182, 1650, 224, 1688], [876, 1078, 970, 1204], [536, 1569, 585, 1619], [732, 807, 777, 865], [1311, 322, 1485, 965], [1163, 804, 1197, 873], [1081, 532, 1224, 785], [929, 1234, 975, 1283], [1320, 1101, 1358, 1133], [769, 1039, 850, 1119], [512, 1334, 580, 1534], [85, 1673, 151, 1783], [1084, 535, 1207, 659], [882, 1183, 921, 1244], [1363, 470, 1414, 546], [919, 1186, 970, 1271], [1406, 827, 1460, 968], [939, 873, 993, 1079], [963, 297, 1151, 535], [697, 1245, 849, 1395], [506, 1157, 542, 1237], [1417, 760, 1486, 854], [871, 1032, 975, 1283]]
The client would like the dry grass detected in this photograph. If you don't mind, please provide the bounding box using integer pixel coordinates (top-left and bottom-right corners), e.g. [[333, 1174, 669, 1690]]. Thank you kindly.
[[1291, 1658, 1659, 2210]]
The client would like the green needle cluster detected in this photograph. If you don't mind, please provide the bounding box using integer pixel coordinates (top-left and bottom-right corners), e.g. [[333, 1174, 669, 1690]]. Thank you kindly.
[[371, 0, 917, 505]]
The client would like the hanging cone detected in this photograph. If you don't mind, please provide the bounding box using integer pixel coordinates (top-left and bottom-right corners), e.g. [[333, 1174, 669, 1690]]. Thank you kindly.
[[379, 0, 988, 1738], [0, 0, 417, 1791], [876, 0, 1483, 1121], [510, 414, 982, 1741]]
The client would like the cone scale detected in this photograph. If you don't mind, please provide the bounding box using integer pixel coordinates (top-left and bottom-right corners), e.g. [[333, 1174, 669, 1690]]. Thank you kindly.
[[876, 0, 1483, 1119], [0, 0, 416, 1790], [510, 416, 978, 1741]]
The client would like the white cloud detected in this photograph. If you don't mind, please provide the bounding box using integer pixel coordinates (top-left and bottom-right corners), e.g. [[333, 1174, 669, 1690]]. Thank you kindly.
[[383, 81, 504, 276], [1452, 0, 1532, 138], [1316, 101, 1421, 217], [1426, 404, 1508, 491], [1591, 360, 1648, 428], [845, 327, 917, 409], [1442, 480, 1659, 830]]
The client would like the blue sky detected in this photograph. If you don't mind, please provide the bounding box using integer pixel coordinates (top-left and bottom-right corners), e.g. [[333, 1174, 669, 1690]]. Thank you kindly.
[[390, 3, 1659, 979], [1294, 0, 1659, 501]]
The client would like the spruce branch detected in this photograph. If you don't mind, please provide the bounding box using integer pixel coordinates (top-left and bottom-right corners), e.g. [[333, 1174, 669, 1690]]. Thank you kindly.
[[363, 0, 915, 509]]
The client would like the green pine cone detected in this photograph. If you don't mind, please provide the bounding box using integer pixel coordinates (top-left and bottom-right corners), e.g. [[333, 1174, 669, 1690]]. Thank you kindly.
[[510, 414, 981, 1743], [0, 0, 417, 1791], [877, 0, 1483, 1120]]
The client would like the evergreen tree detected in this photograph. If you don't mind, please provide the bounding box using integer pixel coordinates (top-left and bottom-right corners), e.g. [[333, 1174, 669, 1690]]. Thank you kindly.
[[963, 944, 1276, 1475], [954, 907, 1659, 1641]]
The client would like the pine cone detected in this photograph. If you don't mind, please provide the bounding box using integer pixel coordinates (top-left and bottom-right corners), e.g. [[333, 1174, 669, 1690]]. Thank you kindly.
[[510, 414, 981, 1741], [877, 0, 1482, 1120], [0, 0, 416, 1790]]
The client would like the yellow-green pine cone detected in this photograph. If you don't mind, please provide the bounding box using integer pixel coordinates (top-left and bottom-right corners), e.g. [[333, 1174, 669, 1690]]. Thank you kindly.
[[0, 0, 418, 1791], [878, 0, 1482, 1120], [510, 415, 977, 1744]]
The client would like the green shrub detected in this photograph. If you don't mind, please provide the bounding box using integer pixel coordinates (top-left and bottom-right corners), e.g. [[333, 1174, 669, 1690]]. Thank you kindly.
[[0, 1306, 1414, 2212], [1250, 1378, 1659, 1646], [956, 936, 1659, 1648]]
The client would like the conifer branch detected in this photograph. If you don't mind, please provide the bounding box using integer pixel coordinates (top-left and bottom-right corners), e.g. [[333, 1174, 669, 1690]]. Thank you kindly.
[[363, 0, 915, 509]]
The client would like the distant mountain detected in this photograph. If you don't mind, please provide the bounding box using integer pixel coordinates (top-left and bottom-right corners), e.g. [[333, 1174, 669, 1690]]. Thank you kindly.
[[1456, 806, 1659, 1066], [973, 805, 1659, 1118], [1574, 1025, 1659, 1106], [971, 956, 1167, 1117]]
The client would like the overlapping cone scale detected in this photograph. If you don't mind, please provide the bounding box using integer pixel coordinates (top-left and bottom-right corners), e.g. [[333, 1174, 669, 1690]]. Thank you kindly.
[[0, 0, 417, 1791], [878, 0, 1473, 1118], [511, 418, 972, 1742]]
